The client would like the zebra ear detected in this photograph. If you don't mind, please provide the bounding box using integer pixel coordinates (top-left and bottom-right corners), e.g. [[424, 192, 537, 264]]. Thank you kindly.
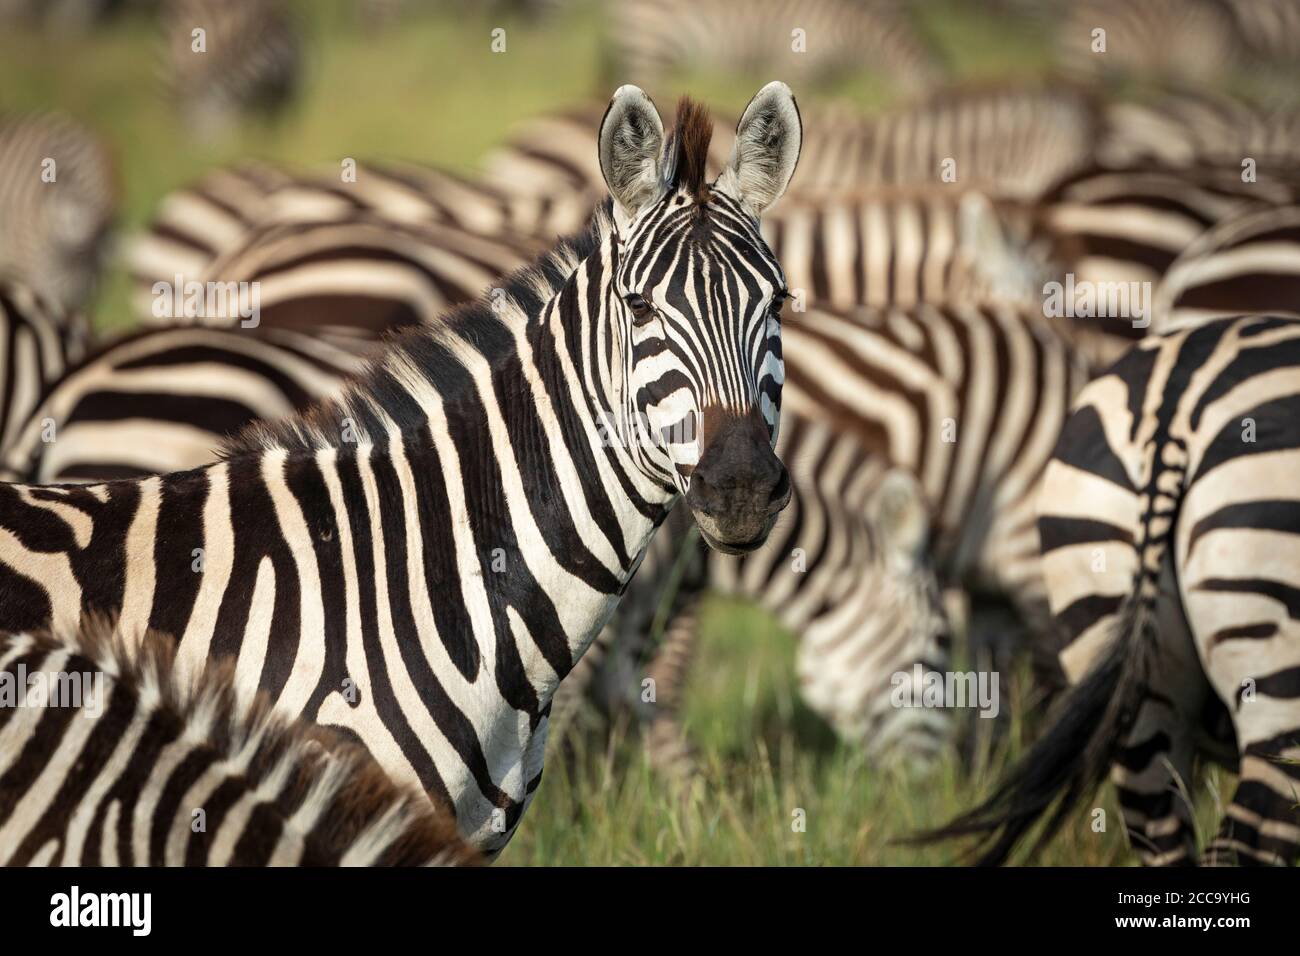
[[599, 85, 666, 220], [717, 81, 802, 216], [869, 468, 929, 570]]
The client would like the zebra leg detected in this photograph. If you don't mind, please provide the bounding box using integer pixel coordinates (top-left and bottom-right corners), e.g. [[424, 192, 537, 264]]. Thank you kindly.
[[1111, 566, 1205, 866], [1109, 697, 1200, 866], [1197, 641, 1300, 866], [1202, 747, 1300, 866], [642, 592, 703, 787]]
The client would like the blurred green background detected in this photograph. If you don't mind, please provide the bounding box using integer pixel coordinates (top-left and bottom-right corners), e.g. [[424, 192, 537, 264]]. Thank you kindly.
[[0, 0, 1240, 865]]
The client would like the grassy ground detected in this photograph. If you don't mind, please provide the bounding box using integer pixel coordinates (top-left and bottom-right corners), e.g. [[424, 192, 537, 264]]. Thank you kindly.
[[500, 597, 1233, 865], [2, 1, 1237, 865]]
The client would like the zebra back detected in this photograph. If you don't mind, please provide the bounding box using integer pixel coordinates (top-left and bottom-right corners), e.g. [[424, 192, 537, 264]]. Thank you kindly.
[[0, 623, 480, 866], [0, 325, 363, 483], [1099, 90, 1300, 171], [128, 162, 571, 323], [1034, 161, 1300, 369], [1154, 204, 1300, 333], [793, 87, 1101, 199], [126, 161, 294, 318], [151, 212, 542, 347], [766, 188, 1061, 310]]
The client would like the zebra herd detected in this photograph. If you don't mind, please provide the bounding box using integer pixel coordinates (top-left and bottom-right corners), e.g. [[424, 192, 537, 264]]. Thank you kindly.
[[2, 5, 1300, 869]]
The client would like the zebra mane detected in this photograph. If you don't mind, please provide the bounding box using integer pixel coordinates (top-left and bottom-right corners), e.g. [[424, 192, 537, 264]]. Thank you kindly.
[[220, 201, 616, 459], [8, 619, 480, 866], [666, 96, 713, 203]]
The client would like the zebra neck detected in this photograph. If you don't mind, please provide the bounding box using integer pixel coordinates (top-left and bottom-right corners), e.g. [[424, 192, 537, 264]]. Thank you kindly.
[[205, 221, 677, 704]]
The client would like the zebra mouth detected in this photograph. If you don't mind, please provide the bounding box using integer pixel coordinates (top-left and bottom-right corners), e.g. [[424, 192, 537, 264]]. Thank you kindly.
[[695, 513, 779, 554]]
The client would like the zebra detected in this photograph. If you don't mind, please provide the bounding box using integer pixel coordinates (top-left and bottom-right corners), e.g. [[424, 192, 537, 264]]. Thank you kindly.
[[139, 212, 543, 349], [126, 161, 293, 319], [767, 189, 1059, 311], [0, 325, 363, 483], [162, 0, 301, 134], [134, 166, 1060, 353], [482, 86, 1101, 205], [1221, 0, 1300, 67], [0, 621, 480, 866], [554, 299, 1090, 773], [178, 189, 1054, 344], [0, 83, 802, 853], [1033, 161, 1300, 369], [1098, 89, 1300, 173], [127, 162, 588, 323], [1154, 204, 1300, 335], [926, 314, 1300, 866], [608, 0, 942, 93], [1053, 0, 1242, 87], [0, 281, 88, 461], [0, 111, 117, 313]]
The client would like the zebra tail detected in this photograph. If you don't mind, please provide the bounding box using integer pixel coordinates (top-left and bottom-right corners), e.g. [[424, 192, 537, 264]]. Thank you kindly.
[[906, 455, 1185, 865]]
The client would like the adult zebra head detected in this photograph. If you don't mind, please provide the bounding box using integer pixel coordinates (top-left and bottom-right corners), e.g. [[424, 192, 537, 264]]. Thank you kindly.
[[600, 83, 800, 553]]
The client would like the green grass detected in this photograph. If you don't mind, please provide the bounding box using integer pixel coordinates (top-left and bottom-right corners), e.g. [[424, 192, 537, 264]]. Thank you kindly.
[[499, 596, 1234, 865], [2, 0, 1242, 866]]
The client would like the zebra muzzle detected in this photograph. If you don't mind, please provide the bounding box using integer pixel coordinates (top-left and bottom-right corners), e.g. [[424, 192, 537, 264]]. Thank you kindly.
[[684, 414, 790, 554]]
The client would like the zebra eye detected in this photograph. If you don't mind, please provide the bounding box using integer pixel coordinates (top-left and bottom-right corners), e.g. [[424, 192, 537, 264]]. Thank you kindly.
[[769, 291, 789, 318], [624, 293, 656, 325]]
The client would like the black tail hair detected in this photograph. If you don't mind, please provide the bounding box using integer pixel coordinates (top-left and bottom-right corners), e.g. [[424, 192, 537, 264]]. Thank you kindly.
[[907, 475, 1184, 864]]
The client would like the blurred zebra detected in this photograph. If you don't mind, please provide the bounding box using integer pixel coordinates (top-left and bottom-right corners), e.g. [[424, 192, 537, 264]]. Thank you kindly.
[[1035, 161, 1300, 369], [1053, 0, 1241, 86], [609, 0, 941, 92], [126, 162, 293, 317], [126, 161, 581, 322], [556, 301, 1089, 772], [162, 0, 301, 133], [769, 189, 1060, 311], [1099, 90, 1300, 172], [945, 314, 1300, 866], [1222, 0, 1300, 65], [131, 171, 1058, 351], [0, 281, 88, 461], [0, 325, 362, 483], [0, 112, 117, 312], [483, 87, 1101, 203], [1154, 204, 1300, 334], [139, 213, 541, 349], [0, 623, 479, 866]]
